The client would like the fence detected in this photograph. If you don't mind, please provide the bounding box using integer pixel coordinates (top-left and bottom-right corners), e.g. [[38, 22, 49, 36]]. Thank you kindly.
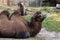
[[0, 0, 59, 7]]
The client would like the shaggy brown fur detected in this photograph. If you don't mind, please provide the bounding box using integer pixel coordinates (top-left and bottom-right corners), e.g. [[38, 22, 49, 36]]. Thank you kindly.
[[10, 11, 27, 25], [0, 10, 15, 37], [0, 10, 30, 38]]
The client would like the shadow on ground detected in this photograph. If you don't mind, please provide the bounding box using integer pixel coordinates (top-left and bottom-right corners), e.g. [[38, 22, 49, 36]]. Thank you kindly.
[[0, 28, 60, 40]]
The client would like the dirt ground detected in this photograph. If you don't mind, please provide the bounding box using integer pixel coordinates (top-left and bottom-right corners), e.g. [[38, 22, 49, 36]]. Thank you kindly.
[[0, 28, 60, 40]]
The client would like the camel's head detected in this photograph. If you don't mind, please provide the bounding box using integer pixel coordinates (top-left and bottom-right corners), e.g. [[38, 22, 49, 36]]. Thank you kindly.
[[32, 11, 46, 22]]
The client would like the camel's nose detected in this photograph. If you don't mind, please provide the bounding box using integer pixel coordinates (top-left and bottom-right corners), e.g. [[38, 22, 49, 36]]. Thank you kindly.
[[15, 32, 30, 38], [42, 13, 47, 18]]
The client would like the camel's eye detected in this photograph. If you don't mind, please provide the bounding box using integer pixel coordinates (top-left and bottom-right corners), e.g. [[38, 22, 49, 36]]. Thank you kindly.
[[37, 14, 41, 18]]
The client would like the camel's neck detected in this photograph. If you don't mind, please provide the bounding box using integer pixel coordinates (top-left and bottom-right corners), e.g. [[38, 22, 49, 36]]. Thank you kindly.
[[30, 21, 42, 31], [29, 20, 42, 37]]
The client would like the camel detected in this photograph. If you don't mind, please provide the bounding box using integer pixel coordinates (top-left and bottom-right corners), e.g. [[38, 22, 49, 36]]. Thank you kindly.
[[0, 10, 46, 38]]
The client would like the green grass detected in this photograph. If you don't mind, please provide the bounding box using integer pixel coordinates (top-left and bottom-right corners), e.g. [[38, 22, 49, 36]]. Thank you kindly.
[[23, 15, 31, 21], [43, 16, 60, 31], [0, 6, 60, 31]]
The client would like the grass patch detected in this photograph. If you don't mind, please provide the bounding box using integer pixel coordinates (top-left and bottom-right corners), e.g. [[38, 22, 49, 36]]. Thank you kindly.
[[23, 15, 31, 21], [43, 16, 60, 31]]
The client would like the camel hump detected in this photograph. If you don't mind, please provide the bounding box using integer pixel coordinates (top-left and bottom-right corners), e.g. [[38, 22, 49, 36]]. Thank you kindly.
[[0, 10, 10, 17], [11, 10, 21, 17]]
